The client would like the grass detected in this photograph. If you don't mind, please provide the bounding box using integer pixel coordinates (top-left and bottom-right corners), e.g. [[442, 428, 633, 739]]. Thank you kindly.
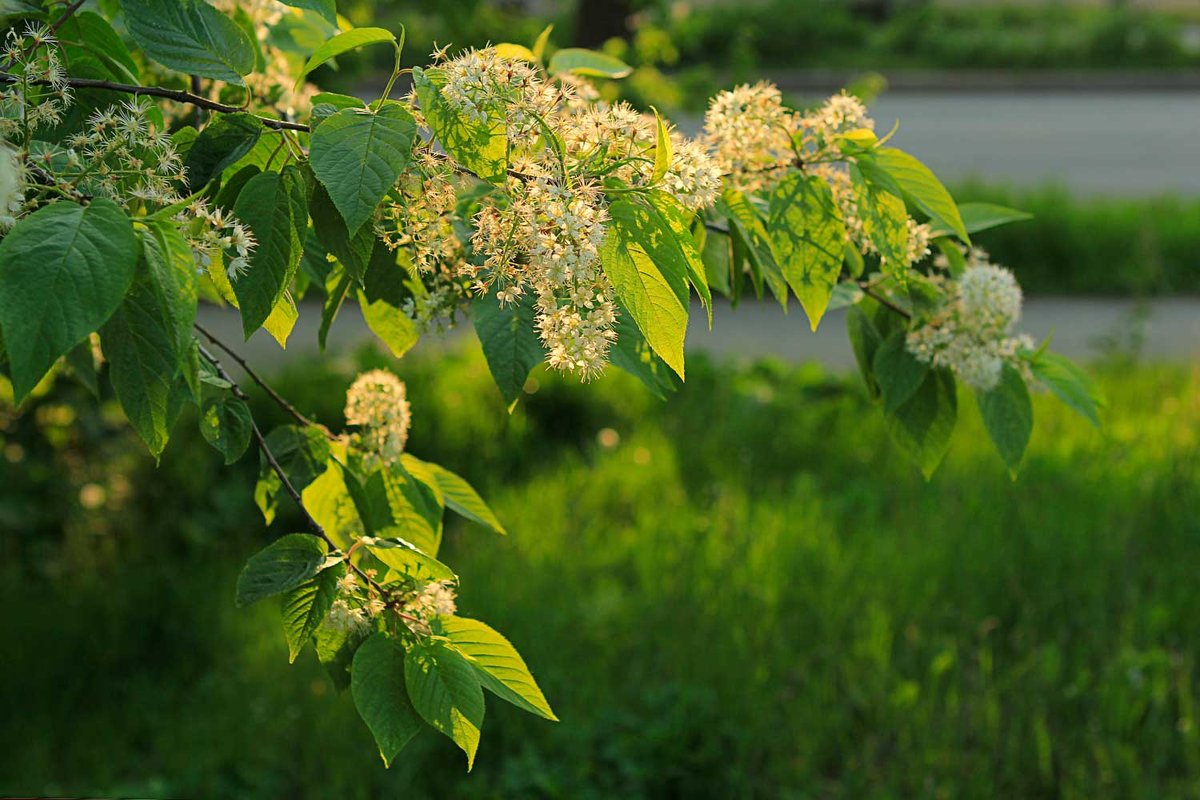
[[1, 345, 1198, 798]]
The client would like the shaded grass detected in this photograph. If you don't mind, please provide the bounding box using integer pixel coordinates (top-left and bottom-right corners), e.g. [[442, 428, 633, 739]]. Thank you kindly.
[[1, 346, 1197, 798]]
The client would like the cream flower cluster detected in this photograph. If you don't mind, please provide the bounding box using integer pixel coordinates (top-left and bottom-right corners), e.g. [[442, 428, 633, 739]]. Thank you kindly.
[[393, 47, 722, 380], [404, 580, 458, 621], [906, 259, 1033, 391], [209, 0, 317, 117], [0, 143, 24, 231], [702, 82, 795, 194], [0, 25, 72, 139], [176, 199, 257, 280], [344, 369, 412, 468]]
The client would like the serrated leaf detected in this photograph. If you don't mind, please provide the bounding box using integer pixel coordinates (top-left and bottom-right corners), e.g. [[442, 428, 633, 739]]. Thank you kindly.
[[236, 533, 329, 606], [851, 164, 911, 277], [232, 168, 306, 337], [647, 191, 710, 326], [255, 425, 333, 523], [547, 47, 631, 78], [199, 394, 253, 464], [120, 0, 255, 85], [297, 27, 395, 88], [401, 455, 505, 535], [413, 66, 507, 184], [767, 173, 846, 330], [310, 181, 374, 280], [0, 199, 137, 402], [977, 364, 1033, 476], [282, 562, 343, 664], [601, 199, 690, 379], [405, 640, 485, 770], [472, 289, 543, 408], [184, 113, 263, 190], [650, 107, 672, 185], [872, 147, 969, 244], [365, 532, 454, 582], [310, 103, 416, 234], [439, 616, 556, 721], [719, 188, 788, 308], [352, 634, 423, 766]]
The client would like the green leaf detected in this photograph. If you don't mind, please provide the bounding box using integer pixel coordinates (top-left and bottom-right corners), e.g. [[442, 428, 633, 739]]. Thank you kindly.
[[119, 0, 255, 85], [232, 168, 306, 337], [352, 634, 423, 767], [255, 425, 333, 523], [310, 181, 374, 280], [607, 300, 680, 400], [310, 103, 416, 234], [58, 11, 140, 84], [547, 47, 632, 78], [719, 188, 788, 308], [64, 339, 99, 398], [977, 364, 1034, 476], [236, 533, 330, 607], [872, 147, 969, 244], [531, 24, 553, 62], [601, 199, 690, 379], [319, 266, 350, 351], [365, 533, 454, 582], [1030, 351, 1103, 428], [0, 199, 137, 402], [647, 191, 711, 327], [767, 173, 847, 330], [279, 0, 337, 25], [873, 330, 929, 415], [263, 291, 299, 348], [297, 27, 396, 88], [199, 395, 253, 464], [952, 202, 1033, 236], [401, 455, 505, 535], [357, 243, 419, 357], [851, 164, 911, 277], [184, 113, 263, 190], [650, 107, 672, 185], [887, 367, 958, 480], [405, 640, 485, 769], [472, 289, 544, 409], [302, 460, 364, 550], [438, 616, 556, 721], [413, 66, 507, 184], [282, 562, 343, 664]]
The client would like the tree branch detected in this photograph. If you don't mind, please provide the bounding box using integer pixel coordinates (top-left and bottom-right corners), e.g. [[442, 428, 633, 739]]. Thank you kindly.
[[194, 322, 326, 432], [858, 282, 912, 320], [49, 0, 88, 35], [0, 72, 310, 132]]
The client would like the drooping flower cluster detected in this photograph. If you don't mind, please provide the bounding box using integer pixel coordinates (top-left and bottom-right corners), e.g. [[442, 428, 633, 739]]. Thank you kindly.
[[0, 25, 72, 140], [344, 369, 412, 468], [906, 257, 1034, 391], [404, 580, 458, 620], [390, 47, 726, 379], [796, 91, 874, 158]]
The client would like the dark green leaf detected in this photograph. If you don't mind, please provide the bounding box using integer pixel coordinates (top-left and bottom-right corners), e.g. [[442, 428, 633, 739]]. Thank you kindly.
[[874, 329, 929, 414], [119, 0, 256, 84], [977, 364, 1034, 476], [352, 634, 423, 767], [472, 289, 544, 408], [232, 167, 306, 336], [310, 103, 416, 234], [282, 562, 343, 664], [236, 533, 330, 606], [887, 367, 958, 480], [185, 113, 263, 190], [199, 394, 253, 464], [0, 199, 137, 401]]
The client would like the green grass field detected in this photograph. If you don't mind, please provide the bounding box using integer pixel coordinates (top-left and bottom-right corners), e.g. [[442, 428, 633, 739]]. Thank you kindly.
[[1, 345, 1197, 798]]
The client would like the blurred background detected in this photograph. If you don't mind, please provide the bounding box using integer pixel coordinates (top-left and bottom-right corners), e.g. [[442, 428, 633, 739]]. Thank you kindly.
[[2, 0, 1199, 797]]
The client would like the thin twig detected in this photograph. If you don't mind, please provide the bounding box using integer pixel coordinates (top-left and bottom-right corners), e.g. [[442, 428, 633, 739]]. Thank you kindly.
[[858, 282, 912, 320], [48, 0, 88, 34], [194, 322, 326, 432], [0, 72, 309, 132]]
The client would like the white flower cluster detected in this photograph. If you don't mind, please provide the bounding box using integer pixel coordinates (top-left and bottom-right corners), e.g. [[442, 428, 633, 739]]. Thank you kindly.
[[176, 199, 257, 281], [906, 258, 1033, 391], [393, 47, 722, 380], [0, 143, 25, 231], [55, 100, 185, 208], [796, 91, 874, 158], [703, 82, 795, 194], [404, 580, 458, 621], [0, 25, 72, 139], [344, 369, 412, 467]]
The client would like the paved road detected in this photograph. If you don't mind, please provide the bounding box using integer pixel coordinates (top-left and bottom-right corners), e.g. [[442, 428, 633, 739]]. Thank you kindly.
[[868, 92, 1200, 195], [201, 298, 1200, 376]]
